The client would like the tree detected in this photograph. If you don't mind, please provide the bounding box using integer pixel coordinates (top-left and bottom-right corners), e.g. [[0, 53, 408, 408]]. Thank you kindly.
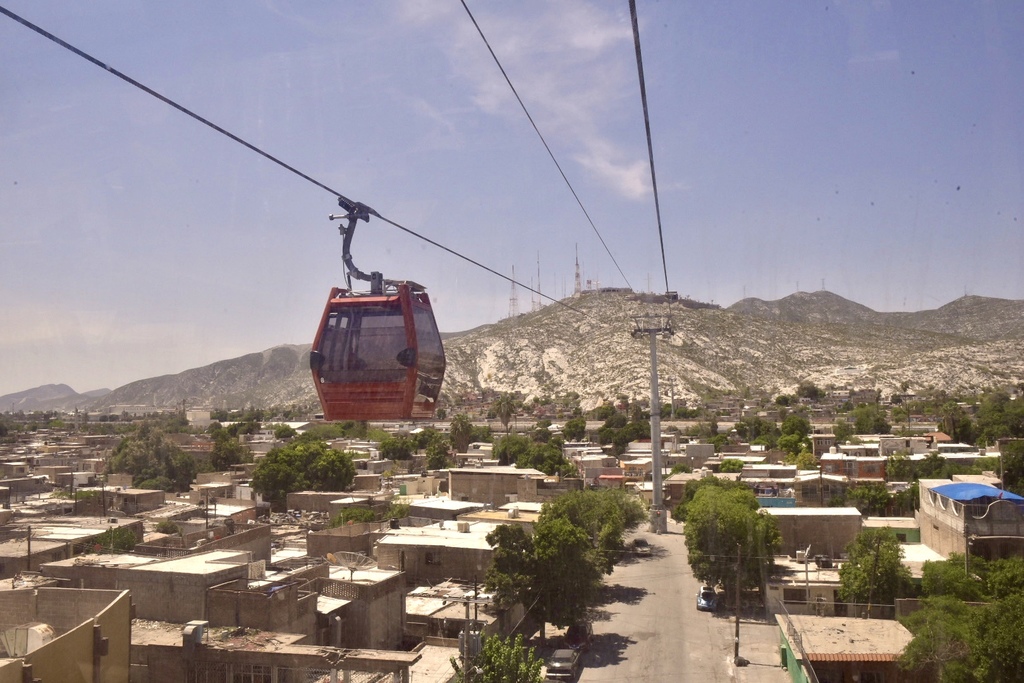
[[273, 424, 298, 439], [540, 489, 646, 573], [852, 403, 891, 435], [516, 443, 575, 477], [92, 526, 137, 553], [106, 423, 195, 492], [684, 486, 781, 596], [833, 418, 853, 444], [452, 633, 543, 683], [485, 525, 536, 609], [670, 476, 749, 522], [781, 413, 810, 438], [971, 595, 1024, 681], [425, 437, 453, 470], [887, 452, 913, 481], [562, 415, 587, 441], [252, 439, 356, 507], [777, 433, 806, 459], [532, 515, 603, 627], [921, 554, 987, 602], [796, 380, 824, 401], [210, 430, 248, 471], [494, 434, 531, 466], [898, 595, 977, 681], [450, 413, 474, 452], [846, 482, 890, 516], [838, 528, 912, 608], [380, 434, 414, 461], [719, 458, 744, 473], [493, 393, 517, 435], [331, 507, 375, 526], [1001, 440, 1024, 495]]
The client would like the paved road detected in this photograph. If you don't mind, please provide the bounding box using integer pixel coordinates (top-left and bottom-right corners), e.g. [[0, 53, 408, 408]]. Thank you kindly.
[[573, 519, 789, 683]]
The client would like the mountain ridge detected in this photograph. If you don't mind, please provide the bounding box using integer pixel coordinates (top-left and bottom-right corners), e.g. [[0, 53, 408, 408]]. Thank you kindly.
[[5, 293, 1024, 414]]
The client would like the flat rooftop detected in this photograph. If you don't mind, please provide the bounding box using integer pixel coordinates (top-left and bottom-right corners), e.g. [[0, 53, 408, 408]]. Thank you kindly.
[[863, 517, 919, 529], [778, 614, 912, 662], [131, 550, 249, 574], [765, 507, 862, 517]]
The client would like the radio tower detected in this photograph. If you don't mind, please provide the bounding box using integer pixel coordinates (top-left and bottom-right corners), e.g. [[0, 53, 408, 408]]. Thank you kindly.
[[532, 252, 542, 312], [507, 265, 519, 319], [574, 244, 582, 297]]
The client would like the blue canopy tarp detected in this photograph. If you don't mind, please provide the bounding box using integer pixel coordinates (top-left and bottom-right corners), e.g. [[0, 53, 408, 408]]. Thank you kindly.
[[931, 482, 1024, 503]]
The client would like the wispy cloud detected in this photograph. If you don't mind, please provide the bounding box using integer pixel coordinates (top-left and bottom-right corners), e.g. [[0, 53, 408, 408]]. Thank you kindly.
[[393, 0, 649, 201]]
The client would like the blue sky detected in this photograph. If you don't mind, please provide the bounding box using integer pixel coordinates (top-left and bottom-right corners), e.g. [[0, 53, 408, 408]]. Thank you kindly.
[[1, 1, 1022, 397]]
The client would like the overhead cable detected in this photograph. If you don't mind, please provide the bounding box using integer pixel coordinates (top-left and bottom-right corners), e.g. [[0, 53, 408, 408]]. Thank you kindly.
[[0, 4, 580, 313], [628, 0, 671, 296], [459, 0, 633, 292]]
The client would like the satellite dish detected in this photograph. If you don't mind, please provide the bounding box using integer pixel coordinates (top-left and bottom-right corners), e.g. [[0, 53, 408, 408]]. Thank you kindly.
[[326, 551, 376, 580]]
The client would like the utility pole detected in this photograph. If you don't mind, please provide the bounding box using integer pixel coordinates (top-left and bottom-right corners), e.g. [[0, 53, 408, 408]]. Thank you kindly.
[[632, 314, 673, 534], [734, 543, 744, 665]]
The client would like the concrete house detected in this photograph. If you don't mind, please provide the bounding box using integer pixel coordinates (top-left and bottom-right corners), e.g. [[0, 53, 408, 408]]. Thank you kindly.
[[917, 479, 1024, 559], [375, 521, 498, 586], [765, 507, 863, 558]]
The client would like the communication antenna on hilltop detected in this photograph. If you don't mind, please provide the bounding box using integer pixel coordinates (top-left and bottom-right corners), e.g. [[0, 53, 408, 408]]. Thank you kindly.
[[632, 313, 674, 534], [533, 252, 542, 312], [574, 244, 582, 297], [507, 265, 519, 318]]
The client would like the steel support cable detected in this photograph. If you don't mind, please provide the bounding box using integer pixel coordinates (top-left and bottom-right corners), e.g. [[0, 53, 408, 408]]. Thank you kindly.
[[459, 0, 633, 292], [0, 4, 585, 316], [628, 0, 671, 296]]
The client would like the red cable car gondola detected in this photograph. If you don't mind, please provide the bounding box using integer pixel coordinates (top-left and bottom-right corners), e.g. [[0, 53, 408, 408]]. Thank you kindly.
[[310, 198, 446, 421]]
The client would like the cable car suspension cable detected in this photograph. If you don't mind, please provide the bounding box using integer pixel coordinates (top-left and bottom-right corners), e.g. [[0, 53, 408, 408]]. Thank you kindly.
[[0, 4, 583, 315], [629, 0, 671, 296], [459, 0, 633, 293]]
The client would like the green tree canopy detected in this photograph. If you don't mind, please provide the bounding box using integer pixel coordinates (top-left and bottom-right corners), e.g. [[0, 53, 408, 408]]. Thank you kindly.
[[449, 413, 474, 452], [494, 434, 532, 466], [562, 415, 587, 441], [492, 393, 518, 435], [380, 434, 415, 461], [719, 458, 744, 473], [921, 554, 987, 602], [209, 429, 249, 472], [838, 528, 913, 607], [252, 439, 356, 507], [106, 423, 196, 492], [852, 403, 891, 435], [453, 633, 543, 683], [425, 436, 453, 470], [670, 476, 750, 522], [898, 595, 977, 681], [540, 488, 646, 573], [273, 424, 298, 440], [516, 443, 576, 477], [684, 486, 781, 594]]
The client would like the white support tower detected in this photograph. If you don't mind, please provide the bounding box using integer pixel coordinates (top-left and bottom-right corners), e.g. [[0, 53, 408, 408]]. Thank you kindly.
[[631, 314, 674, 534]]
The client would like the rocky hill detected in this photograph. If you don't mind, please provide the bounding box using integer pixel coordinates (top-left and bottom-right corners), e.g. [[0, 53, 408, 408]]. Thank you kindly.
[[0, 384, 109, 413], [9, 293, 1024, 414], [90, 345, 314, 412], [444, 291, 1024, 408], [729, 292, 1024, 341]]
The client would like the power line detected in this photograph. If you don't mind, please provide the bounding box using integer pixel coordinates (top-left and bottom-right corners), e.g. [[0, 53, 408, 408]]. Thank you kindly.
[[628, 0, 671, 296], [459, 0, 633, 293], [0, 4, 579, 314]]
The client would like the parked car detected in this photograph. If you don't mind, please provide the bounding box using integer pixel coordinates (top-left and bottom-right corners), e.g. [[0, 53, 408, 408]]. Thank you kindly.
[[565, 621, 593, 651], [545, 648, 581, 680], [696, 586, 718, 612], [631, 537, 652, 556]]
